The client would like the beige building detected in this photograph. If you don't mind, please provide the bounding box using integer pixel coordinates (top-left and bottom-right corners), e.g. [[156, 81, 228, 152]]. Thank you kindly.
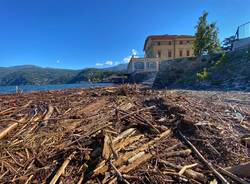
[[128, 34, 195, 73]]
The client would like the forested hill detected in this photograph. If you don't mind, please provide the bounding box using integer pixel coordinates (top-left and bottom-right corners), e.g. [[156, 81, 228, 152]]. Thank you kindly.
[[0, 65, 127, 86], [68, 68, 125, 83], [0, 65, 80, 86]]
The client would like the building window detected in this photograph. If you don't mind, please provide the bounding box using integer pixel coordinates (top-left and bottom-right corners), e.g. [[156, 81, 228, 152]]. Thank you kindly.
[[179, 41, 183, 45], [179, 50, 183, 57], [134, 62, 144, 70], [168, 41, 172, 45], [186, 50, 190, 56], [157, 51, 161, 58], [157, 42, 161, 46], [146, 62, 157, 70], [186, 40, 190, 44], [168, 51, 172, 58]]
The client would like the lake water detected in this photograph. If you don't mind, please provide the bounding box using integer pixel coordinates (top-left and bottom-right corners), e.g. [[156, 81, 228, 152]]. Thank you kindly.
[[0, 82, 114, 94]]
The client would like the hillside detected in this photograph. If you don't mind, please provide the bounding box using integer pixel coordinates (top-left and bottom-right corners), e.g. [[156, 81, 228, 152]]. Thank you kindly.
[[153, 47, 250, 91], [68, 68, 125, 83], [0, 65, 80, 86], [0, 64, 128, 86]]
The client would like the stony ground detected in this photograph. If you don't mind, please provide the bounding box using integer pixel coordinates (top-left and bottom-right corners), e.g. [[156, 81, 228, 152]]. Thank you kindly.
[[0, 85, 249, 183]]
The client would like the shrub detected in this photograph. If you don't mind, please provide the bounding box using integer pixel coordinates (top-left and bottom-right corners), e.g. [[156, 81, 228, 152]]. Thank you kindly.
[[215, 52, 229, 66], [197, 68, 209, 80]]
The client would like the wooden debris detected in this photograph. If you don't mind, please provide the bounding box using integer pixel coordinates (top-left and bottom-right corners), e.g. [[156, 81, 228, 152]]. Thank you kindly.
[[119, 105, 156, 120], [226, 162, 250, 178], [0, 85, 249, 183], [43, 105, 54, 122], [109, 159, 130, 184], [0, 122, 18, 140], [158, 149, 192, 158], [102, 134, 111, 160], [217, 165, 249, 184], [113, 128, 136, 143], [178, 163, 198, 175], [24, 175, 33, 184], [178, 130, 230, 184], [92, 129, 171, 177], [159, 159, 206, 182], [77, 163, 88, 184], [49, 152, 76, 184]]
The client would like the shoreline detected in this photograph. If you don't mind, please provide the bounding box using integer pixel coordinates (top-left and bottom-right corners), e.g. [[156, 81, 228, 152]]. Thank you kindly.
[[0, 82, 114, 95]]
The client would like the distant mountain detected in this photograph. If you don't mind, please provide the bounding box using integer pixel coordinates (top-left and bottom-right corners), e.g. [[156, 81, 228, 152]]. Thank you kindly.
[[0, 64, 127, 86], [104, 63, 128, 71], [0, 65, 80, 86]]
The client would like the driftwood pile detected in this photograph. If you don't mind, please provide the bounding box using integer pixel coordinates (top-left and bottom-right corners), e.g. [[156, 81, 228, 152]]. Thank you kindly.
[[0, 85, 249, 183]]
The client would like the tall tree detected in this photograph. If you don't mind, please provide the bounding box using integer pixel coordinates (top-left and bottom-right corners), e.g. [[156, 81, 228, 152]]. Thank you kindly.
[[193, 12, 221, 56]]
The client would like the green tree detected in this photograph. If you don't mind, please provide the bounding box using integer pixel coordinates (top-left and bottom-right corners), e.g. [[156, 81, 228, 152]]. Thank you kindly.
[[222, 36, 235, 51], [193, 12, 221, 56]]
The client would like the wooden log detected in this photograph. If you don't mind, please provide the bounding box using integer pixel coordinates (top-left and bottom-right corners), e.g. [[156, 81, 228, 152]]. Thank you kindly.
[[179, 163, 198, 175], [109, 160, 130, 184], [216, 165, 249, 184], [113, 128, 136, 144], [120, 108, 160, 134], [127, 151, 146, 164], [114, 134, 144, 152], [107, 154, 151, 184], [0, 115, 27, 140], [109, 139, 118, 160], [178, 130, 229, 184], [66, 122, 113, 147], [92, 129, 171, 177], [43, 105, 54, 122], [0, 123, 18, 140], [158, 159, 206, 182], [164, 143, 182, 152], [225, 162, 250, 178], [49, 152, 76, 184], [24, 175, 33, 184], [77, 163, 88, 184], [157, 149, 192, 158], [0, 107, 16, 116], [120, 153, 152, 173], [119, 106, 155, 120], [102, 134, 111, 160], [0, 100, 32, 116], [133, 113, 160, 134]]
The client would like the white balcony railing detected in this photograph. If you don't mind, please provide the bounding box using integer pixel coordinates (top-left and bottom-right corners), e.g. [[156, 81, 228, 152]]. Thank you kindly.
[[128, 57, 160, 73]]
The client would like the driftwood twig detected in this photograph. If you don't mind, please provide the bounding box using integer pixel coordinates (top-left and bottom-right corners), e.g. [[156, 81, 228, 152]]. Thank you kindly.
[[178, 130, 229, 184]]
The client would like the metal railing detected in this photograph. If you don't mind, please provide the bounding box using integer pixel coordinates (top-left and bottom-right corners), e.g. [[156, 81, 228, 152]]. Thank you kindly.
[[130, 57, 160, 62], [236, 22, 250, 39]]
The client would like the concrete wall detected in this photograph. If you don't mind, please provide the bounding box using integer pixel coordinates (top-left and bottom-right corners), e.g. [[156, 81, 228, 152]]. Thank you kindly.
[[233, 37, 250, 50]]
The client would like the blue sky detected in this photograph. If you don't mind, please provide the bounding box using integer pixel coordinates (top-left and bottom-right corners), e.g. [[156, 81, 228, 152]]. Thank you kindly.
[[0, 0, 250, 69]]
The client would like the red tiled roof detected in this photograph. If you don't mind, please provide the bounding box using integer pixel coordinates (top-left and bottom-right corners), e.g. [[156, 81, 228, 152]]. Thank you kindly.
[[143, 34, 195, 50]]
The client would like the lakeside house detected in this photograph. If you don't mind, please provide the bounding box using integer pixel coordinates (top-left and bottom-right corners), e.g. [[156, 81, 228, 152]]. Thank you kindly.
[[128, 34, 195, 73]]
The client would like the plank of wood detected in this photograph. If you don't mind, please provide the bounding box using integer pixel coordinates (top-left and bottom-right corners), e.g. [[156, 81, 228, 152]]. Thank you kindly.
[[49, 152, 76, 184], [92, 129, 171, 177]]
